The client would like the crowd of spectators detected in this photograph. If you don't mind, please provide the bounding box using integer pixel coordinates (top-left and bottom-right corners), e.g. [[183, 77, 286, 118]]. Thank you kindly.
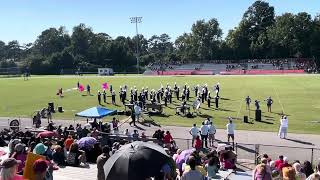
[[253, 154, 320, 180]]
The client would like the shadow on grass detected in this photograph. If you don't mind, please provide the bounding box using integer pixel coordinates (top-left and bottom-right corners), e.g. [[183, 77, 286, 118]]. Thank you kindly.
[[285, 138, 314, 146], [218, 108, 235, 112], [140, 119, 161, 127], [220, 97, 231, 100], [256, 120, 274, 125], [198, 114, 213, 119]]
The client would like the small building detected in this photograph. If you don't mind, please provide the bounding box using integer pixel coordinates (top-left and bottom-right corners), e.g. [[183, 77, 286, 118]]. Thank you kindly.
[[98, 68, 114, 76]]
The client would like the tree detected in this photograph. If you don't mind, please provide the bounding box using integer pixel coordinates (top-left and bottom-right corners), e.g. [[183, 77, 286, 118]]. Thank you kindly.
[[6, 40, 22, 61], [33, 27, 70, 56]]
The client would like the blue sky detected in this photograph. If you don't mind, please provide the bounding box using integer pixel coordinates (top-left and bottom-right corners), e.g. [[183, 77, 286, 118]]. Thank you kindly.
[[0, 0, 319, 44]]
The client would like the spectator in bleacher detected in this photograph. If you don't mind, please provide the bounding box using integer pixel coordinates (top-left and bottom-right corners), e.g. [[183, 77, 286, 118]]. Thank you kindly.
[[275, 155, 284, 170], [205, 157, 219, 179], [302, 161, 314, 178], [52, 145, 65, 166], [10, 143, 27, 174], [64, 135, 73, 151], [163, 131, 173, 147], [293, 162, 307, 180], [252, 163, 272, 180], [282, 166, 296, 180], [97, 146, 110, 180], [67, 143, 86, 167], [306, 162, 320, 180], [33, 159, 49, 180], [0, 158, 23, 180], [181, 157, 204, 180], [132, 130, 139, 141], [279, 157, 291, 171]]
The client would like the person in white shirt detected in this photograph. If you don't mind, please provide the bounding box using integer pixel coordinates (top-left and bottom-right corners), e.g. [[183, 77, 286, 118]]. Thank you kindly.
[[208, 122, 216, 147], [189, 124, 199, 147], [226, 118, 235, 145], [200, 121, 209, 148], [279, 115, 288, 139], [134, 103, 142, 122]]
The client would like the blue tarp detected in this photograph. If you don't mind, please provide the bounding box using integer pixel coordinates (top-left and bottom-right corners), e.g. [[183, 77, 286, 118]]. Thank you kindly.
[[75, 107, 117, 118]]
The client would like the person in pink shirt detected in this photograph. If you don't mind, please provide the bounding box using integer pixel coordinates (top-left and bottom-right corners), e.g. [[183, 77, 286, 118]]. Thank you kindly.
[[0, 158, 24, 180], [10, 143, 27, 175]]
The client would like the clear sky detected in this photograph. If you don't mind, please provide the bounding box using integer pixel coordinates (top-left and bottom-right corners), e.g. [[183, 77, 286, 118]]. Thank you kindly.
[[0, 0, 319, 44]]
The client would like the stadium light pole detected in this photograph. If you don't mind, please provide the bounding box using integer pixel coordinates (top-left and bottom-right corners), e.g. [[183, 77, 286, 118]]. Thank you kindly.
[[130, 16, 142, 74]]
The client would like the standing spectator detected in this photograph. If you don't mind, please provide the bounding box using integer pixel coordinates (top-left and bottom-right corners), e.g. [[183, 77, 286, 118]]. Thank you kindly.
[[181, 157, 204, 180], [200, 122, 209, 148], [129, 110, 136, 126], [226, 119, 235, 146], [97, 91, 101, 105], [293, 163, 306, 180], [102, 90, 107, 103], [76, 124, 82, 138], [208, 122, 216, 147], [0, 158, 24, 180], [279, 116, 288, 139], [194, 136, 202, 151], [189, 124, 199, 147], [86, 84, 91, 95], [97, 146, 110, 180]]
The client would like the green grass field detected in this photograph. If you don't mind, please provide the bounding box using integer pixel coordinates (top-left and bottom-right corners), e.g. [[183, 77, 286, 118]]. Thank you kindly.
[[1, 75, 320, 134]]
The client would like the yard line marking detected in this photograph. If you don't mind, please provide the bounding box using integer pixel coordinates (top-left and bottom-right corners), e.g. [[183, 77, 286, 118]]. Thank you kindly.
[[271, 83, 285, 115]]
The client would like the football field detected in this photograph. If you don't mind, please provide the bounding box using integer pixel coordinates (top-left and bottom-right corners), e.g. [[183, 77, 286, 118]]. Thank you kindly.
[[0, 74, 320, 134]]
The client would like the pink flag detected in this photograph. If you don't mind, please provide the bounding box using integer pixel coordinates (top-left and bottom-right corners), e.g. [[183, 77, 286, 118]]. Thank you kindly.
[[79, 85, 84, 92], [102, 83, 109, 90]]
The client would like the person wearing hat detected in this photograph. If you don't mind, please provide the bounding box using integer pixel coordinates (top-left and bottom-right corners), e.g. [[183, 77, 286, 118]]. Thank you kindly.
[[0, 158, 23, 180], [33, 143, 48, 156]]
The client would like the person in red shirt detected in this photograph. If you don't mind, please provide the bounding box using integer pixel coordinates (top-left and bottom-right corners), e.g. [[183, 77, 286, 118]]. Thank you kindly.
[[163, 131, 173, 147], [278, 157, 291, 171], [194, 136, 202, 151], [64, 135, 74, 151], [275, 155, 284, 170]]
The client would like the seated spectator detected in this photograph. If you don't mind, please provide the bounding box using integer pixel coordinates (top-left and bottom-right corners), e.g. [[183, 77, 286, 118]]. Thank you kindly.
[[302, 161, 314, 178], [306, 173, 320, 180], [140, 132, 147, 142], [181, 157, 204, 180], [293, 162, 306, 180], [279, 157, 291, 171], [205, 157, 219, 179], [67, 143, 86, 167], [64, 135, 74, 151], [33, 159, 52, 180], [275, 155, 284, 170], [253, 163, 272, 180], [10, 143, 27, 174], [97, 146, 110, 180], [132, 130, 139, 141], [163, 131, 173, 146], [0, 158, 24, 180], [91, 128, 99, 139], [282, 166, 296, 180], [52, 145, 65, 166], [172, 149, 182, 162], [87, 143, 102, 163]]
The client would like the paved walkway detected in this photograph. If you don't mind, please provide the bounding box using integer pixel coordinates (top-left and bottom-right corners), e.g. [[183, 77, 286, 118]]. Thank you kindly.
[[1, 117, 319, 179]]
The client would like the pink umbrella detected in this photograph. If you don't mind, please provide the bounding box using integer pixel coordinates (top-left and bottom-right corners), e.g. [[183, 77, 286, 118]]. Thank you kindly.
[[37, 131, 57, 138]]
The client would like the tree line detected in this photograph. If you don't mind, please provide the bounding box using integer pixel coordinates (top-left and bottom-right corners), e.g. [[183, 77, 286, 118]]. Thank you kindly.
[[0, 1, 319, 74]]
